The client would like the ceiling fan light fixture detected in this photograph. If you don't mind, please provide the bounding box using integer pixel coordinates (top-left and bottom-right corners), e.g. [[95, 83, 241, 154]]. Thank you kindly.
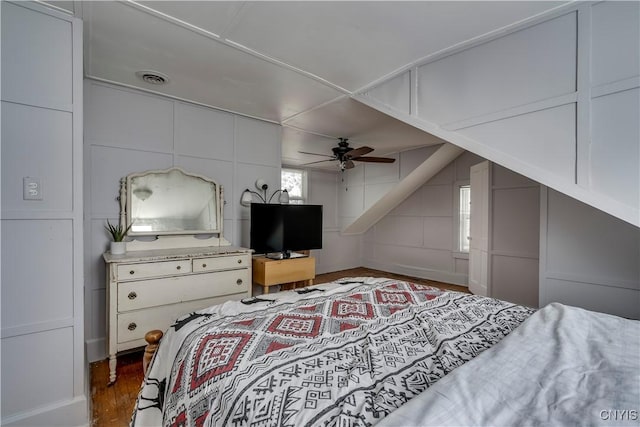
[[135, 70, 170, 85]]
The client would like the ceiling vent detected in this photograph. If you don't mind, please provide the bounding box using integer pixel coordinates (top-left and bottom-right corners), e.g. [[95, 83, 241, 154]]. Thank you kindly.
[[135, 70, 169, 85]]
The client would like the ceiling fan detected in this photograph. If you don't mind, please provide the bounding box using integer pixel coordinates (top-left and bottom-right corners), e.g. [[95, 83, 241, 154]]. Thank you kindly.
[[299, 138, 396, 171]]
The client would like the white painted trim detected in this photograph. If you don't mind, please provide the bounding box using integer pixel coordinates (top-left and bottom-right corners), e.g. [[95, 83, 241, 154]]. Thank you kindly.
[[576, 3, 592, 188], [0, 98, 73, 114], [591, 76, 640, 99], [490, 251, 539, 260], [1, 319, 74, 339], [442, 92, 577, 132], [538, 186, 549, 309], [86, 337, 107, 363], [545, 271, 639, 291], [1, 396, 88, 427], [84, 76, 281, 126], [364, 259, 469, 287]]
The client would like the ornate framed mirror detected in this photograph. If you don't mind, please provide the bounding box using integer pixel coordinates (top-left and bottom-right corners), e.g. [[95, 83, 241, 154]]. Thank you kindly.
[[119, 167, 224, 237]]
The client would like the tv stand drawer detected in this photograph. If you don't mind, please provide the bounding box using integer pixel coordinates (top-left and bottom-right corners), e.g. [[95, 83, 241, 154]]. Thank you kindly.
[[253, 256, 315, 287]]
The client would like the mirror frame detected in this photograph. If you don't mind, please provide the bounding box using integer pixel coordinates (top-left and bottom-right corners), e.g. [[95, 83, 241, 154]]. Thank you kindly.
[[119, 167, 224, 237]]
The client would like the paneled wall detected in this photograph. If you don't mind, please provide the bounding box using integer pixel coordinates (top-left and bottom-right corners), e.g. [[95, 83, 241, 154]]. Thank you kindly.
[[306, 169, 362, 274], [490, 166, 539, 307], [540, 189, 640, 319], [1, 3, 87, 425], [358, 2, 639, 228], [84, 80, 282, 361], [361, 150, 483, 285]]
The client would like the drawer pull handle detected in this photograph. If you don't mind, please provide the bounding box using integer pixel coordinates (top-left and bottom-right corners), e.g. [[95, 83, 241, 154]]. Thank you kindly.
[[202, 263, 207, 268], [237, 259, 242, 264], [176, 266, 181, 270], [128, 292, 137, 300], [236, 279, 243, 286], [128, 323, 137, 331], [129, 270, 135, 275]]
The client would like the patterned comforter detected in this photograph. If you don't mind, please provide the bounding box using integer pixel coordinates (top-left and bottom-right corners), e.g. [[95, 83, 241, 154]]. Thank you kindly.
[[132, 277, 534, 427]]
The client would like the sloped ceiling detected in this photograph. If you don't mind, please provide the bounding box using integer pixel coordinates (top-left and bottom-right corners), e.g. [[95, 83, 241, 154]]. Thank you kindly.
[[78, 0, 568, 169]]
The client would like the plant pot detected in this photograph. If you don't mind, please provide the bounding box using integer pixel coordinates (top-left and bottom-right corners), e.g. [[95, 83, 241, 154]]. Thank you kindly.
[[110, 241, 126, 255]]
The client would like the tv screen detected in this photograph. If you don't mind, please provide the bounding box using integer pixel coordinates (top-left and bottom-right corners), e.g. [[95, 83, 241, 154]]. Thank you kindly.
[[250, 204, 323, 255]]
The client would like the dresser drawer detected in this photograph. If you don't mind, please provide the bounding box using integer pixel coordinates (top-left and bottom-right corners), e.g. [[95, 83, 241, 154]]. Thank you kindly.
[[118, 269, 251, 311], [193, 254, 249, 272], [116, 294, 245, 346], [117, 260, 191, 280]]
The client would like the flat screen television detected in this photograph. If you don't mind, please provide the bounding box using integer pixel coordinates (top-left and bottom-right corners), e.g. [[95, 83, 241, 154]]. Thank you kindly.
[[250, 203, 323, 258]]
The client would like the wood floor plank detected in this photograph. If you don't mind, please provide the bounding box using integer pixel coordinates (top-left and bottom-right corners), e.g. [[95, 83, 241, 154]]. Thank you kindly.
[[89, 267, 468, 426]]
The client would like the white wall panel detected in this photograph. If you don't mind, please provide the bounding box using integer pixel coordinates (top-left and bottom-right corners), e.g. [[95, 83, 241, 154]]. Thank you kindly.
[[590, 89, 639, 209], [363, 155, 399, 184], [339, 185, 364, 218], [84, 82, 174, 151], [1, 328, 74, 416], [89, 145, 173, 216], [591, 1, 640, 87], [426, 163, 454, 186], [314, 231, 361, 274], [422, 185, 453, 217], [389, 190, 425, 217], [545, 190, 640, 287], [423, 217, 453, 251], [459, 104, 576, 182], [235, 116, 281, 167], [491, 255, 538, 307], [400, 146, 438, 180], [374, 216, 423, 248], [492, 187, 540, 256], [364, 182, 396, 210], [1, 102, 73, 212], [1, 4, 86, 423], [175, 103, 234, 160], [417, 13, 576, 125], [1, 220, 73, 329], [308, 170, 339, 229], [374, 244, 453, 272], [364, 71, 411, 115], [235, 162, 281, 220], [1, 2, 72, 109], [543, 278, 639, 320]]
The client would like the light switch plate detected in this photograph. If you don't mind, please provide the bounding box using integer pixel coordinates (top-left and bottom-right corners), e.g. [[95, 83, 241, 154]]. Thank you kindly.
[[23, 177, 43, 200]]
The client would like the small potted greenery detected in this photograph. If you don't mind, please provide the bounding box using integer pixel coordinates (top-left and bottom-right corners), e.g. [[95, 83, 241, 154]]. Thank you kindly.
[[105, 220, 132, 255]]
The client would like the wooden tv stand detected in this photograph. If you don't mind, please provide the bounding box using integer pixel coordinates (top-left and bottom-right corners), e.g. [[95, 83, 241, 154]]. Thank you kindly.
[[252, 256, 316, 294]]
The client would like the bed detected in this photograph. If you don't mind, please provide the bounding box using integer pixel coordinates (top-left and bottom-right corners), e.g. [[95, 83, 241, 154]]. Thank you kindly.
[[131, 277, 639, 427]]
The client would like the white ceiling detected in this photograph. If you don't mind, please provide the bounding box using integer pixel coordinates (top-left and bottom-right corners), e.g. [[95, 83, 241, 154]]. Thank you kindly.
[[78, 1, 567, 170]]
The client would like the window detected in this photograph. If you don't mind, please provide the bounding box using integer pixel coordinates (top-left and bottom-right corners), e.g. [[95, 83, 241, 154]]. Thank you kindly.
[[281, 168, 307, 204], [458, 185, 471, 252]]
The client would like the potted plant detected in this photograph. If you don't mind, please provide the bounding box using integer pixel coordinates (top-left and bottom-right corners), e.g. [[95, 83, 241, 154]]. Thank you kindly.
[[105, 220, 132, 255]]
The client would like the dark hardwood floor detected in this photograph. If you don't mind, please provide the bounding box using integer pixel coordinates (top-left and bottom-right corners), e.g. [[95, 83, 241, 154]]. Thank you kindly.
[[89, 267, 468, 426]]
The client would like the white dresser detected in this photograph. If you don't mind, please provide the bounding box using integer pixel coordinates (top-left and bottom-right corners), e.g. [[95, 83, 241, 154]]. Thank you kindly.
[[103, 245, 252, 383]]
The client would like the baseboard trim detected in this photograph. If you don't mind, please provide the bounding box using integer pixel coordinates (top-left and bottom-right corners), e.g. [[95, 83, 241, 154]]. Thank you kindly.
[[86, 337, 106, 363], [1, 396, 88, 427], [364, 260, 469, 287]]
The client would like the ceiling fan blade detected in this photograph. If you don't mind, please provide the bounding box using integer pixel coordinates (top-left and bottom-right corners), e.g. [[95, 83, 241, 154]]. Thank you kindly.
[[345, 146, 374, 158], [352, 156, 396, 163], [301, 159, 335, 166], [344, 160, 355, 169], [298, 151, 335, 158]]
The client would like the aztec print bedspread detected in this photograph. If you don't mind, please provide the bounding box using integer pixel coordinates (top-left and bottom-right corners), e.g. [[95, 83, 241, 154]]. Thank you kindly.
[[131, 277, 535, 427]]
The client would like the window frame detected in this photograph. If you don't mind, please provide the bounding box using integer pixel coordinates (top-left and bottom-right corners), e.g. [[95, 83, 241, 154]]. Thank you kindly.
[[453, 180, 471, 259], [281, 167, 308, 204]]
